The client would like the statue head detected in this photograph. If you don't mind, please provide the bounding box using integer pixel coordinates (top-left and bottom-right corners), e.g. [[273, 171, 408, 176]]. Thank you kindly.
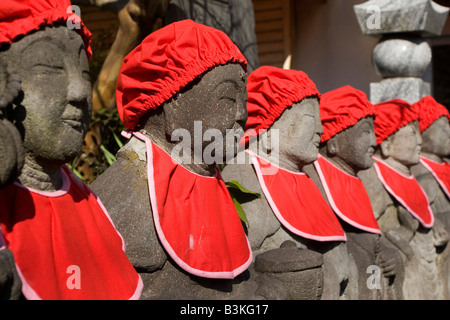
[[116, 20, 248, 173], [2, 26, 92, 164], [319, 85, 376, 175], [242, 66, 321, 170], [0, 0, 92, 189], [414, 95, 450, 159], [374, 99, 422, 168]]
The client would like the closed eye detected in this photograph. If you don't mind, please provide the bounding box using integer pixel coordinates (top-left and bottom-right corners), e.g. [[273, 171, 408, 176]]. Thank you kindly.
[[220, 96, 236, 102], [31, 64, 65, 75]]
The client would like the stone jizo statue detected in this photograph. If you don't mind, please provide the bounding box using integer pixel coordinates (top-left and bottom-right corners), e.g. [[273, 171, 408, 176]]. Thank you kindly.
[[0, 0, 141, 300], [91, 19, 259, 299], [303, 86, 403, 300], [359, 98, 446, 299], [222, 67, 355, 300], [410, 95, 450, 298]]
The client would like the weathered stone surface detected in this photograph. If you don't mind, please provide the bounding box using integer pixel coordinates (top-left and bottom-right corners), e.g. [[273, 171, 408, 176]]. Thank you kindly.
[[354, 0, 449, 36], [0, 65, 24, 188], [254, 241, 323, 273], [372, 39, 431, 78], [254, 242, 324, 300], [0, 249, 21, 300], [370, 77, 431, 104]]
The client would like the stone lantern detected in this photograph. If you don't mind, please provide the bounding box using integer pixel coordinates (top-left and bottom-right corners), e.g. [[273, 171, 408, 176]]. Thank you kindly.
[[354, 0, 449, 103]]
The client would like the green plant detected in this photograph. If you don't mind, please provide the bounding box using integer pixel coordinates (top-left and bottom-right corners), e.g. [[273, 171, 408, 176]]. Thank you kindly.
[[225, 180, 261, 227]]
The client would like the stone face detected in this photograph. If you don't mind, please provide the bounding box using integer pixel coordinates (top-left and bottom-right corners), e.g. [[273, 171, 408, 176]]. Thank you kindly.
[[354, 0, 449, 36], [372, 39, 431, 78], [0, 26, 92, 299], [370, 77, 431, 103], [0, 26, 92, 191]]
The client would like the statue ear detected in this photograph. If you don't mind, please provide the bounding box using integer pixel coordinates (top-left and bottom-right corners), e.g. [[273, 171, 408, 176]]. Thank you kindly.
[[162, 97, 179, 137], [326, 135, 339, 156], [380, 137, 392, 157]]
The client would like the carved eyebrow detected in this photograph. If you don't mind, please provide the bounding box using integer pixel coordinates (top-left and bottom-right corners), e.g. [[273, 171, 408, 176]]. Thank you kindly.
[[213, 79, 240, 91], [21, 36, 65, 53]]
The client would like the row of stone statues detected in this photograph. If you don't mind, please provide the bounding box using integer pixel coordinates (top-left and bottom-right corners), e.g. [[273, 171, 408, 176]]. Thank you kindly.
[[1, 0, 449, 300]]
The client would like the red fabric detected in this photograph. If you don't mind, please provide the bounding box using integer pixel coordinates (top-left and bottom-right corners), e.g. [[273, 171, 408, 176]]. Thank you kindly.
[[319, 86, 375, 143], [135, 132, 252, 278], [249, 151, 346, 241], [116, 19, 248, 130], [373, 158, 434, 228], [413, 95, 450, 133], [373, 99, 419, 145], [243, 66, 320, 145], [0, 166, 141, 300], [420, 156, 450, 199], [314, 155, 381, 234], [0, 0, 92, 60]]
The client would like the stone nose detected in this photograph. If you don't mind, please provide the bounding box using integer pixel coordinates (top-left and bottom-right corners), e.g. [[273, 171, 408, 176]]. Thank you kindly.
[[67, 72, 90, 103]]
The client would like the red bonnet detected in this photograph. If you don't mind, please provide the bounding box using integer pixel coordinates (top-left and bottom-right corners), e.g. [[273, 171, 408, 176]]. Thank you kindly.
[[319, 85, 375, 143], [413, 95, 450, 133], [0, 0, 92, 60], [374, 99, 419, 145], [116, 19, 248, 130], [243, 66, 320, 144]]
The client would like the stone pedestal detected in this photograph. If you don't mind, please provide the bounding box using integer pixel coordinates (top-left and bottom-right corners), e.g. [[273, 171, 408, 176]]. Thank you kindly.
[[370, 77, 431, 104]]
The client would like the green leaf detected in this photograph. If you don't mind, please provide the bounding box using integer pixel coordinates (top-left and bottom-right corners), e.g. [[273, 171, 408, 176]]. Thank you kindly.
[[225, 180, 261, 198], [225, 180, 261, 228], [66, 163, 87, 183], [100, 144, 117, 166], [230, 194, 249, 226], [111, 130, 124, 148]]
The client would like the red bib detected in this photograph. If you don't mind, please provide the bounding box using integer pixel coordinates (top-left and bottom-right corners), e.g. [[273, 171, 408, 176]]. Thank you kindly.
[[248, 151, 346, 241], [420, 156, 450, 199], [373, 158, 434, 228], [129, 132, 252, 279], [0, 166, 142, 300], [314, 155, 381, 234]]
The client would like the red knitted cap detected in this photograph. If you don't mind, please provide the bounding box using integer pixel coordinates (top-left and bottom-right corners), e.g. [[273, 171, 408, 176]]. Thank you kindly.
[[116, 19, 248, 130], [374, 99, 419, 145], [0, 0, 92, 60], [243, 66, 320, 144], [413, 95, 450, 133], [319, 85, 375, 143]]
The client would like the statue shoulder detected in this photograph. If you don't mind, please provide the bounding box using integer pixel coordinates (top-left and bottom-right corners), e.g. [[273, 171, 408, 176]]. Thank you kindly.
[[411, 162, 440, 204], [358, 166, 393, 219], [91, 141, 168, 272]]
